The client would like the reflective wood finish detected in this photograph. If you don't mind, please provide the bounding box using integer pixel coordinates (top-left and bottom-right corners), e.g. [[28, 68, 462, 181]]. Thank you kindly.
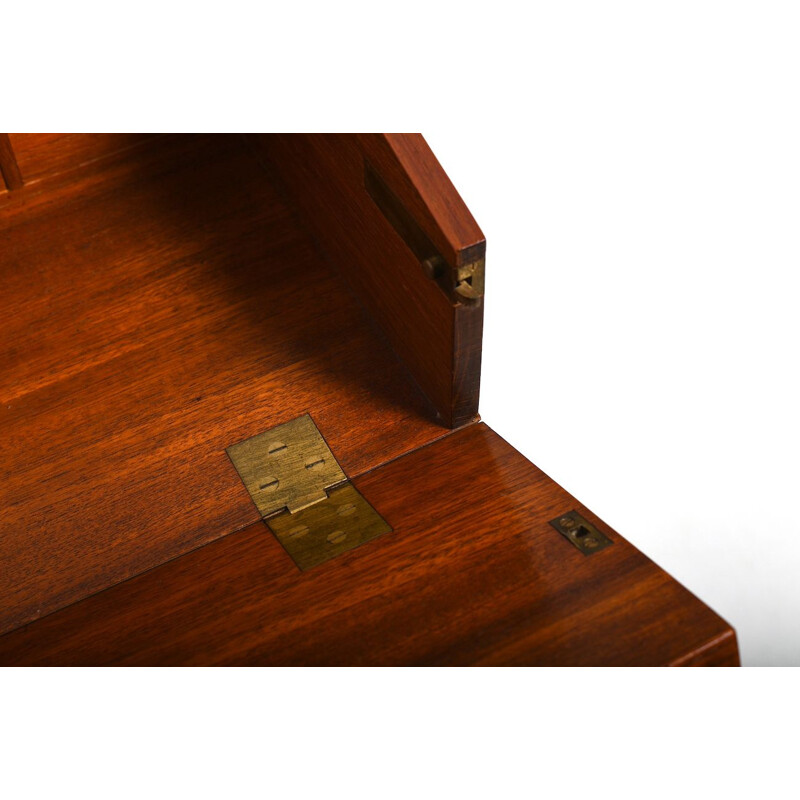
[[0, 424, 738, 665]]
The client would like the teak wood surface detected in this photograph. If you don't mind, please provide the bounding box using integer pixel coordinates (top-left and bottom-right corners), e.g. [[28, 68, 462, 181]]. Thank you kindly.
[[0, 133, 738, 665], [0, 134, 448, 636], [0, 424, 738, 666]]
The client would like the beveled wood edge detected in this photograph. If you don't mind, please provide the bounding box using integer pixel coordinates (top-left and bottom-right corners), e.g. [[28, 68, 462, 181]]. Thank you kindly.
[[378, 133, 485, 267], [669, 628, 740, 667]]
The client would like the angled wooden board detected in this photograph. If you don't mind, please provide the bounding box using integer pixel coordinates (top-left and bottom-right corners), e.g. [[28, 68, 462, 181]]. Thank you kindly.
[[250, 134, 485, 428]]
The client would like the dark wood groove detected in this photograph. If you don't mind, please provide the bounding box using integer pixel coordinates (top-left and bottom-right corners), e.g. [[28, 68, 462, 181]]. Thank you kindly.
[[0, 133, 24, 190]]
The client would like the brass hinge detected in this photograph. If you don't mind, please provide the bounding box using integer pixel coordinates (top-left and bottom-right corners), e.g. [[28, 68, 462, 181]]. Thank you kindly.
[[226, 414, 391, 569]]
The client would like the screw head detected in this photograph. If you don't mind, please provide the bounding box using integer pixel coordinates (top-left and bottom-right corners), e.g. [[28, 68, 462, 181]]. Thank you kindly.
[[327, 530, 347, 545]]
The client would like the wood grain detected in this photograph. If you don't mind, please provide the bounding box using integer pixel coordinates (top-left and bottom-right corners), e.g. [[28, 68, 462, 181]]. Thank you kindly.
[[0, 133, 737, 666], [249, 134, 484, 428], [0, 134, 447, 636], [0, 133, 24, 190], [0, 424, 739, 666], [7, 133, 155, 186]]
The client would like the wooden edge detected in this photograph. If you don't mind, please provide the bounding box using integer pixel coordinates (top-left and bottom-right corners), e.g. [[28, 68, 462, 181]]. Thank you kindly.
[[669, 628, 741, 666], [362, 133, 485, 270], [0, 134, 24, 191]]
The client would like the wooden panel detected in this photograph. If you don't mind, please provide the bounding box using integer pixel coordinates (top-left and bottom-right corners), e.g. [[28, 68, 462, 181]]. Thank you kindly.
[[0, 134, 447, 636], [0, 133, 24, 190], [251, 134, 484, 428], [0, 424, 738, 666], [7, 133, 155, 186]]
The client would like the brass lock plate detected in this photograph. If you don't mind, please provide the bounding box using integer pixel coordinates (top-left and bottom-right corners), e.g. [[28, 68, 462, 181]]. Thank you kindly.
[[227, 414, 391, 569], [549, 510, 612, 555]]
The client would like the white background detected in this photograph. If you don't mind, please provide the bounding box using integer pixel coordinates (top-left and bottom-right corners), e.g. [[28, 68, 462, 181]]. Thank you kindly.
[[424, 5, 800, 667], [4, 1, 799, 798]]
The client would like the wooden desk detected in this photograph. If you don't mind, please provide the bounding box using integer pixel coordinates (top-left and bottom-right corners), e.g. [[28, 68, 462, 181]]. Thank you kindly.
[[0, 133, 738, 665]]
